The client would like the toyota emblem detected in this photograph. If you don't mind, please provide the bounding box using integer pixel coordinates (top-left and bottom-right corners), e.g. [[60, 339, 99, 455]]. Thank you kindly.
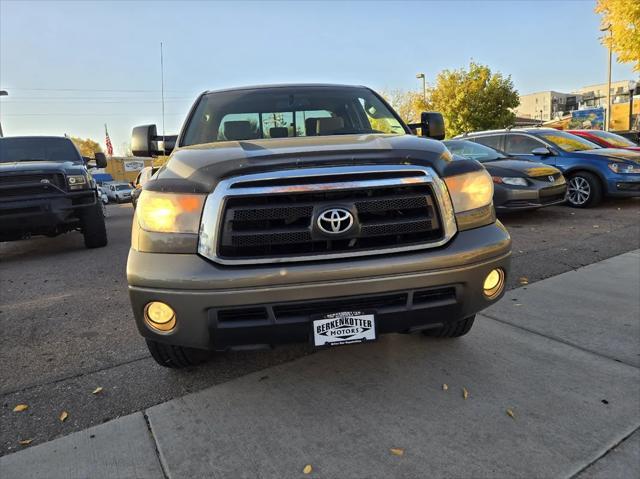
[[317, 208, 354, 235]]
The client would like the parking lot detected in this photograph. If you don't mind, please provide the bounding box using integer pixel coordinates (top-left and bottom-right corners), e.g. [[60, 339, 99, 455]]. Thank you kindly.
[[0, 198, 639, 456]]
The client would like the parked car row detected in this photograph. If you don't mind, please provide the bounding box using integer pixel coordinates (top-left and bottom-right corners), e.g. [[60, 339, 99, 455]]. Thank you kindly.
[[452, 128, 640, 208]]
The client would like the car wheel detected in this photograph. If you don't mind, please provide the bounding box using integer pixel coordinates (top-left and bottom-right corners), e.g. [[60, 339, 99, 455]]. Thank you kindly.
[[80, 202, 108, 248], [567, 172, 602, 208], [146, 339, 210, 368], [422, 315, 475, 338]]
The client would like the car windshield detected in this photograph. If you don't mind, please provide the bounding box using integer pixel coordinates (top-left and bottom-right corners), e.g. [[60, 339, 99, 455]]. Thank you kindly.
[[537, 130, 601, 152], [444, 140, 507, 162], [116, 185, 130, 191], [181, 86, 407, 146], [0, 137, 82, 164], [585, 130, 637, 147]]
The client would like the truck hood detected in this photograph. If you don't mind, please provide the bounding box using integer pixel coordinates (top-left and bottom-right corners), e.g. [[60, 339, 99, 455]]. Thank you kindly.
[[0, 160, 80, 174], [481, 159, 560, 178], [148, 134, 474, 194]]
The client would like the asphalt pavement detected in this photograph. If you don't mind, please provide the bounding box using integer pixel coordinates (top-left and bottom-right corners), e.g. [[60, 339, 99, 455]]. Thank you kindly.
[[1, 250, 638, 478], [0, 199, 639, 457]]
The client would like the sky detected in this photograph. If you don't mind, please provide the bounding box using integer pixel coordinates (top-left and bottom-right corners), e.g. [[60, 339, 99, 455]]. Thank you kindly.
[[0, 0, 636, 155]]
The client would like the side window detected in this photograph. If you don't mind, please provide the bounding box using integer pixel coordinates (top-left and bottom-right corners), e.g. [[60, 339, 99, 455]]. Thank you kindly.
[[358, 98, 404, 134], [505, 135, 543, 155], [294, 110, 333, 136], [473, 135, 503, 151]]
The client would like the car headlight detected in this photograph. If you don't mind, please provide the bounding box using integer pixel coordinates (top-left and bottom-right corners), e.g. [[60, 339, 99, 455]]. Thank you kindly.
[[67, 175, 87, 190], [444, 169, 494, 213], [136, 190, 205, 233], [608, 162, 640, 174], [493, 176, 528, 186]]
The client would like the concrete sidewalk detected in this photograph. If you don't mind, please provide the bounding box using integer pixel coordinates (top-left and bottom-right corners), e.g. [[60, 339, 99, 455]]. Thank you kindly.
[[2, 252, 639, 479]]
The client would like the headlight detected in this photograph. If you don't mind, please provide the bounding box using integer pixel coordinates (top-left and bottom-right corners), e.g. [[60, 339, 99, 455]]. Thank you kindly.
[[608, 162, 640, 174], [444, 169, 494, 213], [67, 175, 87, 190], [136, 190, 205, 233], [493, 176, 528, 186]]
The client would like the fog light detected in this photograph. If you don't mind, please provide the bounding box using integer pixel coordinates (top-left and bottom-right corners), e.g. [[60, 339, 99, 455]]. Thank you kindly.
[[144, 301, 176, 331], [483, 268, 505, 299]]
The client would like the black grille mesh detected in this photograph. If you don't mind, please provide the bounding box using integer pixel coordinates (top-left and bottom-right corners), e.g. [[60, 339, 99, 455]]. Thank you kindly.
[[218, 183, 442, 259]]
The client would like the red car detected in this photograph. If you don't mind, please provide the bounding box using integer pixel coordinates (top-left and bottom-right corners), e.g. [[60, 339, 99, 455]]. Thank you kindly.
[[568, 130, 640, 151]]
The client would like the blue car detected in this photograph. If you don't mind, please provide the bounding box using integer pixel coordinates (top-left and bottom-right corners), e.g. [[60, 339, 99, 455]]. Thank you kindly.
[[455, 128, 640, 207]]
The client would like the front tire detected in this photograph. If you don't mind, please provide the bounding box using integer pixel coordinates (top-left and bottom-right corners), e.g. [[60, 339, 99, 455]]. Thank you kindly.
[[422, 315, 476, 338], [567, 172, 602, 208], [80, 202, 108, 248], [146, 339, 210, 368]]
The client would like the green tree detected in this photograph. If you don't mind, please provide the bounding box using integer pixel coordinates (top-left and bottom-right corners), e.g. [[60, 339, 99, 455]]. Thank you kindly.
[[70, 137, 102, 157], [382, 89, 430, 125], [596, 0, 640, 72], [428, 62, 519, 137]]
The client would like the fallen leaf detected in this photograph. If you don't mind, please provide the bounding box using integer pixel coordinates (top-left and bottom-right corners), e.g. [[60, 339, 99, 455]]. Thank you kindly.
[[390, 448, 404, 456], [92, 387, 103, 395], [442, 383, 448, 391], [59, 411, 68, 422], [13, 404, 28, 412], [18, 439, 33, 446], [302, 464, 313, 474], [462, 387, 469, 400], [518, 277, 529, 285], [506, 408, 515, 419]]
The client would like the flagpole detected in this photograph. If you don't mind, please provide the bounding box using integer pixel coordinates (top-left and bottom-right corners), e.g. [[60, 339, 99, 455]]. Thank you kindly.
[[160, 42, 166, 155]]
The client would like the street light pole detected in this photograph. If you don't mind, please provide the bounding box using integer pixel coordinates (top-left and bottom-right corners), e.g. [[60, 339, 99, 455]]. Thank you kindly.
[[0, 90, 8, 137], [601, 24, 612, 131], [629, 80, 637, 131], [416, 73, 426, 103]]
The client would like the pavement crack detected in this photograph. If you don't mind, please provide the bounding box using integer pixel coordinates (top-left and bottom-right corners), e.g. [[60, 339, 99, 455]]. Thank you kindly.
[[143, 411, 170, 479], [568, 425, 640, 479], [481, 313, 639, 370], [0, 353, 150, 397]]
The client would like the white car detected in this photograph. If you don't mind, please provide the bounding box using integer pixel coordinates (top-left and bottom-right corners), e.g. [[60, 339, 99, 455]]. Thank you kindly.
[[105, 182, 134, 203]]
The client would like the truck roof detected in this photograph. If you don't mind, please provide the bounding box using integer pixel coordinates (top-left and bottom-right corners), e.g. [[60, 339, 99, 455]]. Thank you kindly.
[[202, 83, 368, 95]]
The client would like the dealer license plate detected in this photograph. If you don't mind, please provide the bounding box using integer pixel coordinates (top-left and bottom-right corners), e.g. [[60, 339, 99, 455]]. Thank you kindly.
[[312, 311, 376, 347]]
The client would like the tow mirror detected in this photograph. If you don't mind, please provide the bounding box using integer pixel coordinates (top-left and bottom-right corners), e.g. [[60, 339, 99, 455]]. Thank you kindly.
[[94, 152, 107, 168], [409, 112, 445, 140], [531, 146, 553, 156], [132, 124, 177, 157]]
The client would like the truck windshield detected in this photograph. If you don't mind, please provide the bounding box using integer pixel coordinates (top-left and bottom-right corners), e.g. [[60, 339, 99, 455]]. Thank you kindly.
[[0, 137, 82, 164], [181, 86, 407, 146]]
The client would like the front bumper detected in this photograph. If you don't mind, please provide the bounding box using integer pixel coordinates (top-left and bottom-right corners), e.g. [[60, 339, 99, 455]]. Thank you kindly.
[[0, 191, 97, 234], [128, 221, 511, 350], [606, 175, 640, 197], [494, 182, 567, 211]]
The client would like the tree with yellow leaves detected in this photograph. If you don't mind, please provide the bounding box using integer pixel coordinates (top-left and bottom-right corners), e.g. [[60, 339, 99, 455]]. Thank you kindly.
[[70, 137, 102, 157], [595, 0, 640, 72]]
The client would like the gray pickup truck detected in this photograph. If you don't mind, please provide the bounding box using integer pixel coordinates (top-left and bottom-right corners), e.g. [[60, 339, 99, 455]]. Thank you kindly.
[[128, 84, 511, 368]]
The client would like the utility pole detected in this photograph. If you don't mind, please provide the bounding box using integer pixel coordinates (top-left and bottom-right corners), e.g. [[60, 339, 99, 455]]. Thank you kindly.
[[601, 24, 612, 131], [160, 42, 166, 154]]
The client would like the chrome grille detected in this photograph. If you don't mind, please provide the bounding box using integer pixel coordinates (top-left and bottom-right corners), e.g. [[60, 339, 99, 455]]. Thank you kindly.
[[198, 165, 457, 265]]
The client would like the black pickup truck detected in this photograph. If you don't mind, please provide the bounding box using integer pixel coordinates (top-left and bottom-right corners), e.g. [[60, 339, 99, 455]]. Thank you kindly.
[[0, 136, 108, 248]]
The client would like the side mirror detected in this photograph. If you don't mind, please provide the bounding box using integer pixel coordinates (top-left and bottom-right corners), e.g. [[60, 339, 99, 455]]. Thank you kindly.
[[132, 124, 177, 157], [531, 146, 552, 156], [420, 112, 445, 140], [94, 152, 107, 168]]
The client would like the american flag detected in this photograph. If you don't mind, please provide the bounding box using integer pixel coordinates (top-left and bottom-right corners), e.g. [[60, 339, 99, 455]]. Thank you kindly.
[[104, 124, 114, 157]]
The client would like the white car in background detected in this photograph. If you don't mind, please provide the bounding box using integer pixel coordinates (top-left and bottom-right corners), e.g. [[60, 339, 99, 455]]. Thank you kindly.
[[105, 182, 134, 203]]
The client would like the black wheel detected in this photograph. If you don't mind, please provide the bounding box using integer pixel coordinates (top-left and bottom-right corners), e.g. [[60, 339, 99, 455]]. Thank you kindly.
[[422, 315, 476, 338], [146, 339, 210, 368], [80, 202, 108, 248], [567, 172, 603, 208]]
